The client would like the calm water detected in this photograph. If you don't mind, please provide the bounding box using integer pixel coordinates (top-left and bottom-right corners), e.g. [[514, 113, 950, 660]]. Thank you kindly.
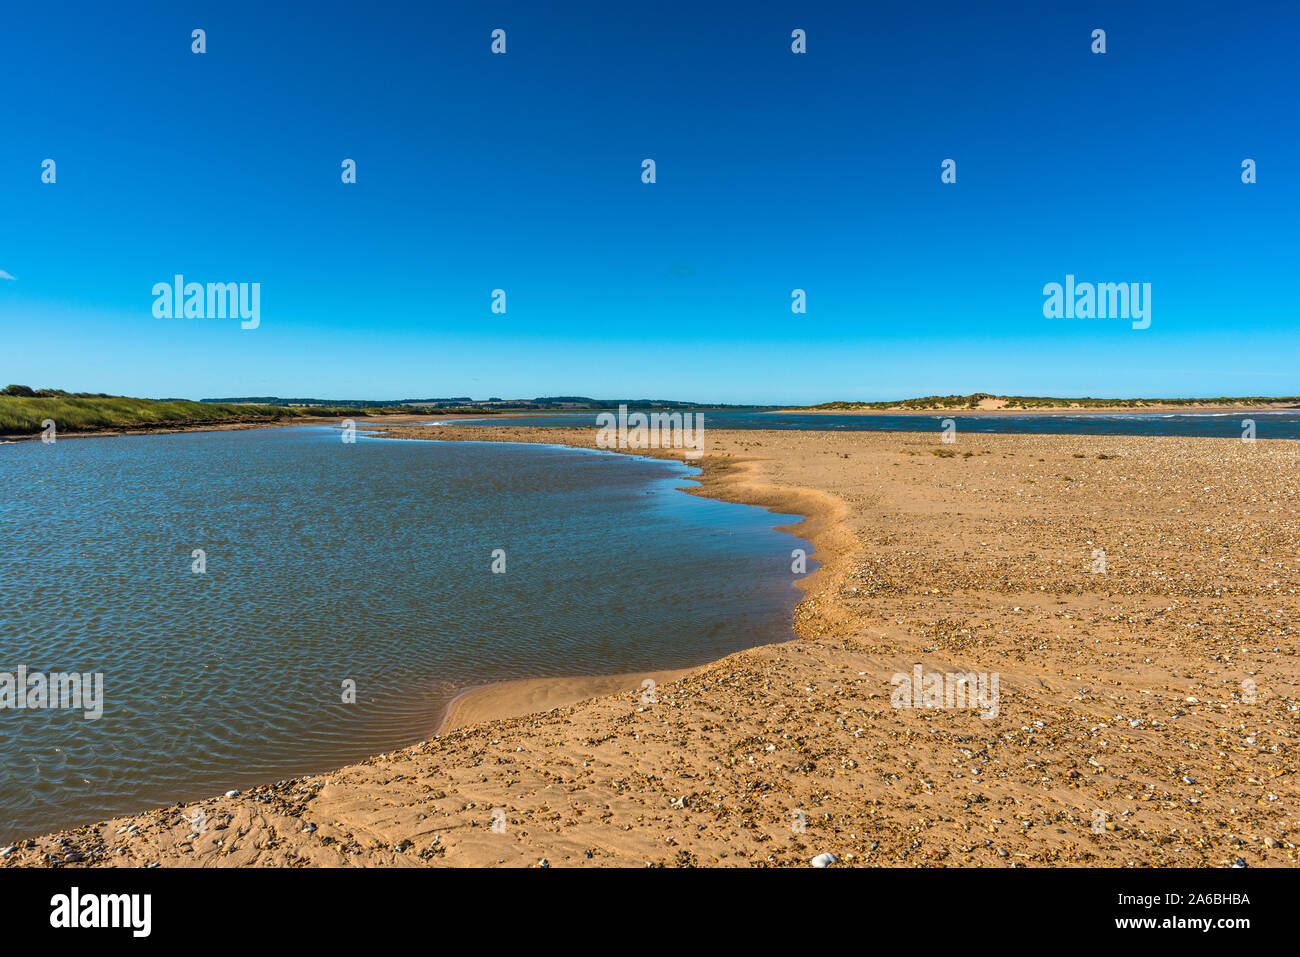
[[0, 427, 810, 841], [437, 409, 1300, 439]]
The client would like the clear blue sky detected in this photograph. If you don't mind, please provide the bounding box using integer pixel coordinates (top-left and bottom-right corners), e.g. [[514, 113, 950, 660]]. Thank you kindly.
[[1, 1, 1296, 404]]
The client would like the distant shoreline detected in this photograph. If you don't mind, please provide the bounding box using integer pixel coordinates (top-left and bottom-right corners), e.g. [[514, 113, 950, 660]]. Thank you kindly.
[[0, 412, 488, 443], [770, 403, 1300, 416], [7, 403, 1297, 445]]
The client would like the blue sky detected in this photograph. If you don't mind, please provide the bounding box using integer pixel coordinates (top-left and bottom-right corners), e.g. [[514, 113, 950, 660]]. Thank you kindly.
[[1, 1, 1296, 404]]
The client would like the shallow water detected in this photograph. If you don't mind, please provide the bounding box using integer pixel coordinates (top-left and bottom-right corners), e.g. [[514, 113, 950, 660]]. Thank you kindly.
[[0, 427, 810, 841], [437, 408, 1300, 439]]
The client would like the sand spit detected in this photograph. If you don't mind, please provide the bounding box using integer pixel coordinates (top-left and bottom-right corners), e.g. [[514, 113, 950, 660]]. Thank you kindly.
[[4, 426, 1297, 867]]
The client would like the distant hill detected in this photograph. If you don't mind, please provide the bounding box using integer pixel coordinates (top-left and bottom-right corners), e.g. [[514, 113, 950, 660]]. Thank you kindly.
[[0, 395, 411, 437], [199, 397, 418, 409], [792, 393, 1300, 411], [201, 396, 773, 410]]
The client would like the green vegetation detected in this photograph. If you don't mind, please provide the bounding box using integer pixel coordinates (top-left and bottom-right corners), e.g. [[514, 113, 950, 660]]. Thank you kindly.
[[801, 393, 1300, 411], [1, 385, 117, 399], [200, 396, 425, 409], [201, 395, 771, 411], [0, 389, 414, 436]]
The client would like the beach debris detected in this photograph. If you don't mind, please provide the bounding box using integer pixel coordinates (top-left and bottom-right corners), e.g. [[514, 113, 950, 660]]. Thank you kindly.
[[224, 790, 240, 798]]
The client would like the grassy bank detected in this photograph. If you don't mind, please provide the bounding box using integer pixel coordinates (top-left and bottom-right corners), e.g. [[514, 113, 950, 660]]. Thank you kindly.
[[0, 396, 412, 436]]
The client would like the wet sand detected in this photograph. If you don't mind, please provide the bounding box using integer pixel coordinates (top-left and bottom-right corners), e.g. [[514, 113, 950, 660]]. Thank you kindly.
[[435, 669, 695, 734], [4, 425, 1297, 867]]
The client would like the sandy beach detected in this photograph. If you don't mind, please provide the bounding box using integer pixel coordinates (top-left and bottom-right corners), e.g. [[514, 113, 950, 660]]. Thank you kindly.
[[5, 424, 1297, 867]]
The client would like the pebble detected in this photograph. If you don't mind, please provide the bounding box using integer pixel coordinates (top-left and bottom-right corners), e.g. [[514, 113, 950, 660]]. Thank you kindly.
[[810, 853, 837, 868]]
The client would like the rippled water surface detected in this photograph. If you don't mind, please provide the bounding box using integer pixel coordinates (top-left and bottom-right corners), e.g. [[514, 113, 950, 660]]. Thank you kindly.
[[438, 409, 1300, 439], [0, 427, 809, 841]]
